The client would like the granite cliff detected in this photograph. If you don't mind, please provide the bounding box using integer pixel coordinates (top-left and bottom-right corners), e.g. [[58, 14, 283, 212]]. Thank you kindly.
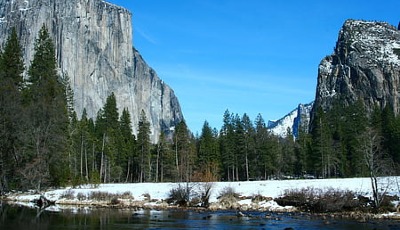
[[313, 20, 400, 116], [0, 0, 183, 142]]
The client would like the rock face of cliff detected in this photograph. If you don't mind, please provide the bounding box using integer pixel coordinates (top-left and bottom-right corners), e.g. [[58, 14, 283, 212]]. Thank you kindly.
[[0, 0, 183, 142], [314, 20, 400, 115]]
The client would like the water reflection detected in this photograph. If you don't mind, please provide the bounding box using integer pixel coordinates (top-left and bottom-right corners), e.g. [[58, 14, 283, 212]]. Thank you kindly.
[[1, 203, 400, 230]]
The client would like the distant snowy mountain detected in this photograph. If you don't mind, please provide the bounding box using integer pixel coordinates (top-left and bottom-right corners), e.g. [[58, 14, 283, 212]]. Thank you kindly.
[[267, 102, 314, 138]]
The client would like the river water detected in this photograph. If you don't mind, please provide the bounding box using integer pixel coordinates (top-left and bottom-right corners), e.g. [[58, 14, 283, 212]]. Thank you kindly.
[[1, 204, 399, 229]]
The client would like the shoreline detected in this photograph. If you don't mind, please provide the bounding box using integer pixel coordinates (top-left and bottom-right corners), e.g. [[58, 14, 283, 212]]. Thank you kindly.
[[2, 177, 400, 221], [3, 199, 400, 222], [3, 193, 400, 221]]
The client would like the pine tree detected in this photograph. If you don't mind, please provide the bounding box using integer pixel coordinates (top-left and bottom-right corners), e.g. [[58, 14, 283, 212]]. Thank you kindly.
[[293, 124, 311, 177], [137, 110, 151, 182], [119, 108, 136, 182], [0, 27, 24, 88], [0, 27, 25, 191], [254, 113, 269, 179], [233, 114, 246, 180], [241, 113, 255, 181], [341, 100, 368, 176], [381, 105, 400, 165], [198, 121, 220, 179], [155, 132, 170, 182], [96, 93, 121, 183], [219, 110, 236, 181], [61, 73, 75, 121], [23, 25, 69, 189], [68, 110, 80, 184], [310, 106, 333, 177], [173, 120, 194, 182], [78, 110, 90, 182]]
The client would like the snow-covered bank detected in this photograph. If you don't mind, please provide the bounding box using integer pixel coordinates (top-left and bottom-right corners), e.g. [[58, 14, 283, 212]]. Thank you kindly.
[[4, 177, 400, 215]]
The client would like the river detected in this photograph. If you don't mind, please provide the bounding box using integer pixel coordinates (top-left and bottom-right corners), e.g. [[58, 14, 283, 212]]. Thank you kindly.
[[1, 203, 399, 229]]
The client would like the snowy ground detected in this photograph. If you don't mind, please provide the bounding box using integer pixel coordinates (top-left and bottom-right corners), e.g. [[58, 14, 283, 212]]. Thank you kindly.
[[5, 177, 400, 214]]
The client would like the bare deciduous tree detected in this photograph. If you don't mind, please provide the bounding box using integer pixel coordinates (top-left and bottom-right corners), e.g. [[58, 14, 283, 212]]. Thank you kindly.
[[362, 127, 394, 208]]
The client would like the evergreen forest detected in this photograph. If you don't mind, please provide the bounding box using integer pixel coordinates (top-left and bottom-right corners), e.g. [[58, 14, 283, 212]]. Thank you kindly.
[[1, 27, 400, 193]]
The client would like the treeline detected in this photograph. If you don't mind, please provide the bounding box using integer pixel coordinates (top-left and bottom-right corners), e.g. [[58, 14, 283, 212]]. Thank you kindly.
[[179, 102, 400, 182], [309, 100, 400, 178], [1, 26, 400, 193]]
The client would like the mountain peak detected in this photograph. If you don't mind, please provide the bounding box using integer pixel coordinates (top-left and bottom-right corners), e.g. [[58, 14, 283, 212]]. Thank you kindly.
[[336, 19, 400, 67], [314, 19, 400, 121]]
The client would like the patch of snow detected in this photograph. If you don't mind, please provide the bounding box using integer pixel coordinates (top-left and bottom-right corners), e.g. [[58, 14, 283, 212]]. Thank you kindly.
[[319, 59, 333, 74], [238, 199, 252, 206], [347, 21, 400, 67], [259, 200, 295, 212]]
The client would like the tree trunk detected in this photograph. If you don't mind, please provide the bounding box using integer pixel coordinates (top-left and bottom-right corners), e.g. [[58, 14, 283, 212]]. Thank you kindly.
[[125, 158, 130, 183], [160, 159, 164, 183], [156, 146, 160, 183], [175, 137, 179, 179], [80, 135, 83, 179], [100, 133, 105, 182], [85, 146, 89, 181], [236, 166, 239, 181], [92, 142, 95, 172], [245, 152, 249, 181], [371, 172, 380, 208], [140, 145, 144, 183], [147, 153, 152, 182], [103, 157, 107, 183]]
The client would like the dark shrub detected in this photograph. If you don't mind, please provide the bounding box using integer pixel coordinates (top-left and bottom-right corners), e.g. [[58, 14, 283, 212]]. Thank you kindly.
[[167, 183, 193, 207], [276, 187, 364, 213], [89, 191, 113, 201], [218, 186, 241, 200], [60, 190, 75, 199], [110, 197, 120, 205], [199, 182, 213, 208], [77, 192, 86, 201]]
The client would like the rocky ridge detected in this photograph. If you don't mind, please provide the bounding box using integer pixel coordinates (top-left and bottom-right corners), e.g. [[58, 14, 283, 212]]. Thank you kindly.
[[313, 20, 400, 116], [0, 0, 183, 142], [268, 102, 313, 138]]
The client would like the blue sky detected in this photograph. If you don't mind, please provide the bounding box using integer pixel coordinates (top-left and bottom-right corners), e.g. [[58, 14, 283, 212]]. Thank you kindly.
[[109, 0, 399, 134]]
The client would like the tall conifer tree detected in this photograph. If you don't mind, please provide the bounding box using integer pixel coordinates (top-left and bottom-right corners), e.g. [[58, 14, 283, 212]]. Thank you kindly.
[[219, 110, 236, 181], [198, 121, 220, 178], [96, 93, 121, 182], [119, 108, 136, 182], [137, 110, 151, 182], [0, 27, 25, 191]]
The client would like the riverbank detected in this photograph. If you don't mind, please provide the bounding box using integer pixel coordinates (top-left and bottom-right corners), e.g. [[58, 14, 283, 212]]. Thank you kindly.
[[3, 177, 400, 219]]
